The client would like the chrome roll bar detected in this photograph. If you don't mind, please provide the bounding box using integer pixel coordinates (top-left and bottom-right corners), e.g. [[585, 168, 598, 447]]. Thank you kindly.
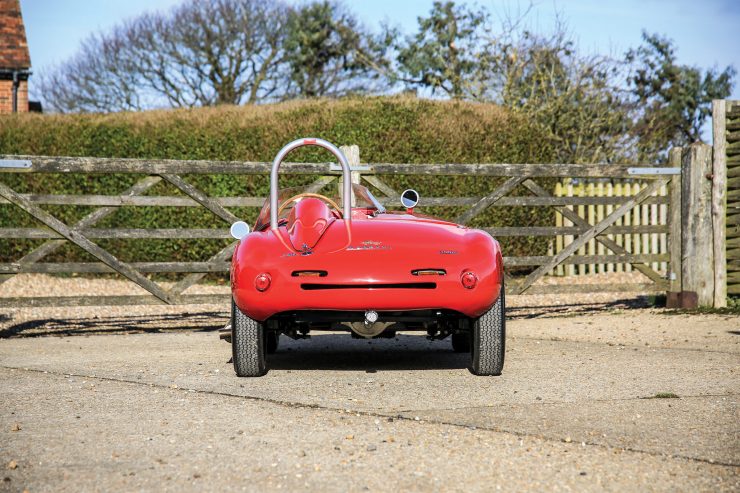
[[270, 138, 352, 230]]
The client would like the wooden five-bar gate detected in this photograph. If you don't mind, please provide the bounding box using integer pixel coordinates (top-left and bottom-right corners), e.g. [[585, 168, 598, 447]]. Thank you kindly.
[[0, 147, 692, 309]]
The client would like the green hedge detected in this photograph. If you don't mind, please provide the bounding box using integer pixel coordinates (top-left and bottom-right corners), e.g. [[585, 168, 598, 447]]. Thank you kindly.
[[0, 96, 555, 270]]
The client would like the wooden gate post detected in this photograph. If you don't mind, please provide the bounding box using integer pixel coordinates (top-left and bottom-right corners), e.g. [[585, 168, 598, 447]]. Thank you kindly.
[[666, 148, 683, 307], [680, 143, 715, 307], [339, 145, 361, 206], [711, 100, 728, 307]]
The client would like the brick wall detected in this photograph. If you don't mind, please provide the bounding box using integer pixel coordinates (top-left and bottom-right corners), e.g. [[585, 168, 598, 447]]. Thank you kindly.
[[0, 79, 28, 113]]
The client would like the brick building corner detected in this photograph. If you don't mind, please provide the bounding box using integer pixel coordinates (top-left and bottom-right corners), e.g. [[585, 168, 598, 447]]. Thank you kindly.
[[0, 0, 32, 113]]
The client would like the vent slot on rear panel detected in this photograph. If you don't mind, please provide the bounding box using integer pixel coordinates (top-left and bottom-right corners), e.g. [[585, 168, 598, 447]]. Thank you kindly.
[[301, 282, 436, 290], [411, 269, 446, 276], [292, 270, 328, 277]]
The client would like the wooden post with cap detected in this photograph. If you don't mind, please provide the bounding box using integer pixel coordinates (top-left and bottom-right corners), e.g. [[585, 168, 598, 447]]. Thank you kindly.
[[339, 145, 361, 207]]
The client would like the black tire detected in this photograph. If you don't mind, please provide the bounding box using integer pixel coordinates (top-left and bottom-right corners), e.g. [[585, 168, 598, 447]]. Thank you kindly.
[[265, 331, 279, 354], [231, 299, 267, 377], [451, 333, 470, 352], [470, 284, 506, 376]]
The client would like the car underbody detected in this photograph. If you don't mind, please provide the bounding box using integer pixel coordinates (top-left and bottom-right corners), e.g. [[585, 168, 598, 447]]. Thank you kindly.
[[265, 309, 471, 340]]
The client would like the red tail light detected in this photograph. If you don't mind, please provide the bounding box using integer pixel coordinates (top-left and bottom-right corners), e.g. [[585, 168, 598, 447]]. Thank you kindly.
[[461, 271, 478, 289], [255, 273, 271, 292]]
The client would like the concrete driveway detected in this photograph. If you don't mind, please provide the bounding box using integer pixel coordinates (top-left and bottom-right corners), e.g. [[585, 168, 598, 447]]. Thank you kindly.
[[0, 310, 738, 492]]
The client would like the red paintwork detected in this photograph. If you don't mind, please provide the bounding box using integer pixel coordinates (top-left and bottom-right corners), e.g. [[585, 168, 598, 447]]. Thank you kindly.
[[231, 205, 504, 322], [286, 198, 335, 250]]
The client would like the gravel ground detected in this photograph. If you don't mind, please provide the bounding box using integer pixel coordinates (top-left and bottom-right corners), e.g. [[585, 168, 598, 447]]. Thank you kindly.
[[0, 273, 737, 491]]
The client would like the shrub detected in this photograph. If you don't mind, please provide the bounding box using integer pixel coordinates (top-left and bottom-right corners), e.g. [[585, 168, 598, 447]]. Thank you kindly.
[[0, 96, 555, 268]]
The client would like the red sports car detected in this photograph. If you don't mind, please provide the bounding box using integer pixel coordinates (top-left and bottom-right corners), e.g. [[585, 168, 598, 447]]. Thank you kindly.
[[230, 138, 505, 376]]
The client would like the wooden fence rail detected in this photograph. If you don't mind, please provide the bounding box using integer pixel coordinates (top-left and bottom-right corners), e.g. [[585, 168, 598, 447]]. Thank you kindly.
[[0, 149, 691, 308]]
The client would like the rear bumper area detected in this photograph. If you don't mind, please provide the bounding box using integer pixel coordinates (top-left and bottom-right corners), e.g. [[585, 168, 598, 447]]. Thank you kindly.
[[233, 275, 502, 321], [231, 225, 504, 321]]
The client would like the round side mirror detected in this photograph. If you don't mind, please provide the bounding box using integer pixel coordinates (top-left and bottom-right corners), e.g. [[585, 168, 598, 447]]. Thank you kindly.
[[401, 189, 419, 209], [230, 221, 250, 240]]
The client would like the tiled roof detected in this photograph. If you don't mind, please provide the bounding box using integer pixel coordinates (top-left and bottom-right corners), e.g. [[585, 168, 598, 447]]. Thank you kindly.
[[0, 0, 31, 70]]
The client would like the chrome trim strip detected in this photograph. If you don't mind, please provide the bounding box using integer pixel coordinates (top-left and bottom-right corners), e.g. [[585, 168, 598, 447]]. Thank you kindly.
[[364, 188, 386, 214]]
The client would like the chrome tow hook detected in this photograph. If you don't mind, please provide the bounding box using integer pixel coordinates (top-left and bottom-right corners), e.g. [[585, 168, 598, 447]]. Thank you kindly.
[[350, 310, 388, 338]]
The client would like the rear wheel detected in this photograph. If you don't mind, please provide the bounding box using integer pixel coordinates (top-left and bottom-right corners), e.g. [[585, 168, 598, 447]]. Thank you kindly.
[[231, 299, 267, 377], [451, 333, 470, 352], [470, 284, 505, 376]]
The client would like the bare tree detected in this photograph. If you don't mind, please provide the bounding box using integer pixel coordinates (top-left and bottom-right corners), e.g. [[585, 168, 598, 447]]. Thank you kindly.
[[40, 0, 289, 112], [39, 27, 144, 113], [38, 0, 734, 165], [479, 14, 633, 163]]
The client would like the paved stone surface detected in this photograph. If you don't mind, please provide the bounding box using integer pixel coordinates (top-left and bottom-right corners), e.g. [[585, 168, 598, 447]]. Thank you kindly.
[[0, 310, 738, 492]]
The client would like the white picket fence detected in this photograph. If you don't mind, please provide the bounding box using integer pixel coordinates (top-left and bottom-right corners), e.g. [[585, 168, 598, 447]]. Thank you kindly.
[[551, 179, 669, 276]]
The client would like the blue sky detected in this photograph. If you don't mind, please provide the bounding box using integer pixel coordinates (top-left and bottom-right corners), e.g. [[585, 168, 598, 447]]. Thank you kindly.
[[20, 0, 740, 102]]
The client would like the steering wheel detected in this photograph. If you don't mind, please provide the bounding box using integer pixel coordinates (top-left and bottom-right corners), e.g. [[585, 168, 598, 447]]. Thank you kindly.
[[277, 192, 343, 218]]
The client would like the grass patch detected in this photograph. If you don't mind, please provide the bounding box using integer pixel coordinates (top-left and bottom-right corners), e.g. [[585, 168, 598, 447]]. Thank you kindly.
[[644, 392, 680, 399], [662, 296, 740, 315]]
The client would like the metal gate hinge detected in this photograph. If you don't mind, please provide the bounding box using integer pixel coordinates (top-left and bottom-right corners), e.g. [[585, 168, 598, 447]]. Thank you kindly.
[[0, 160, 32, 169]]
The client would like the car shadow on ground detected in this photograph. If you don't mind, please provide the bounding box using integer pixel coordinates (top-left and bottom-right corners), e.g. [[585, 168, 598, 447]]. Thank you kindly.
[[507, 295, 658, 319], [0, 294, 658, 339], [0, 311, 228, 339], [266, 333, 471, 372]]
